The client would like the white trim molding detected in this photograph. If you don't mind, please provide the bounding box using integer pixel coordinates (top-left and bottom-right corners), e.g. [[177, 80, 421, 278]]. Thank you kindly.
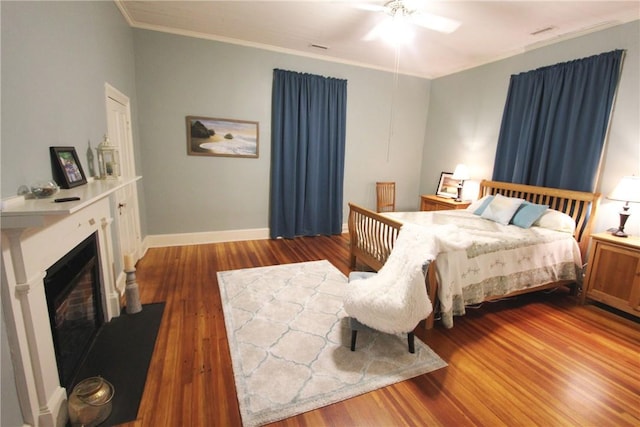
[[144, 228, 270, 248], [144, 222, 349, 248]]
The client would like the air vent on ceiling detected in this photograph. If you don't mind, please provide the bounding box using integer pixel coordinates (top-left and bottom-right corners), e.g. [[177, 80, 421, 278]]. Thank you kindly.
[[530, 26, 556, 36]]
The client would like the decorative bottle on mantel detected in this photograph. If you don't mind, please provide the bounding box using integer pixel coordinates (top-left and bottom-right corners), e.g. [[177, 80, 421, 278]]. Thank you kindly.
[[86, 139, 96, 178], [96, 134, 121, 180]]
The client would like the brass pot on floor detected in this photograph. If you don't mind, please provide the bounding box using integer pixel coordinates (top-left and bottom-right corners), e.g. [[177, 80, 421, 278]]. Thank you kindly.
[[68, 376, 114, 427]]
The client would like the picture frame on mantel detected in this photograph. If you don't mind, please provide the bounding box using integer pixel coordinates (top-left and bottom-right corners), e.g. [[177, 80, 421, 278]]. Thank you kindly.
[[436, 171, 460, 198], [186, 116, 259, 158], [50, 146, 88, 189]]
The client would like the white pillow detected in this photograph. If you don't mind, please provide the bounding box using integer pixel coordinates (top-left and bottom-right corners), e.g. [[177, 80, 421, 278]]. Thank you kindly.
[[534, 209, 576, 234], [480, 194, 524, 225]]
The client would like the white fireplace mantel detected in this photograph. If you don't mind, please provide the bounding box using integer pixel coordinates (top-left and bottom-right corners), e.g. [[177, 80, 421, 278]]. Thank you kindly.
[[1, 177, 139, 427], [1, 178, 141, 227]]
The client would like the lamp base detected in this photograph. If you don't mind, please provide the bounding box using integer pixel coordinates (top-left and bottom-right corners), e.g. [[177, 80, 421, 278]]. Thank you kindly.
[[611, 210, 630, 238], [455, 184, 463, 202], [611, 229, 628, 238]]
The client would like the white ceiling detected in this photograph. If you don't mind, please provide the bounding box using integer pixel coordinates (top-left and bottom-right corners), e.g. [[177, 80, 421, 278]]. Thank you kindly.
[[115, 1, 639, 78]]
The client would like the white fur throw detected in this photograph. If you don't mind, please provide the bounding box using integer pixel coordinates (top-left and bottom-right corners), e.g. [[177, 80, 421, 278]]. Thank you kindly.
[[344, 222, 470, 334]]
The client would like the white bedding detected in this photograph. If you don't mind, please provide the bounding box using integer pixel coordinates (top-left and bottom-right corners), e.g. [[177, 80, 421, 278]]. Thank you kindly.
[[383, 210, 582, 328]]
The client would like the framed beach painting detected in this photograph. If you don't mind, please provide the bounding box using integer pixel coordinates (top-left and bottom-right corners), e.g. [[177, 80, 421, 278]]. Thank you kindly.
[[436, 171, 460, 198], [186, 116, 259, 158]]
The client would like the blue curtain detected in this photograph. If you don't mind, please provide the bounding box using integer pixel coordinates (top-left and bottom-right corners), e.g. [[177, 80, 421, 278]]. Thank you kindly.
[[270, 69, 347, 238], [492, 50, 623, 191]]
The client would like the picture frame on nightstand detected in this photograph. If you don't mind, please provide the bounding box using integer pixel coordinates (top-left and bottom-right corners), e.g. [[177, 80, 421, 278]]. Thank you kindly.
[[436, 172, 460, 198]]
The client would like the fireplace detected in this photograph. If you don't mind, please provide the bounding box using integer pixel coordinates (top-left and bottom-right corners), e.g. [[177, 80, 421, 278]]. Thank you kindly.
[[44, 233, 104, 389], [1, 184, 127, 426]]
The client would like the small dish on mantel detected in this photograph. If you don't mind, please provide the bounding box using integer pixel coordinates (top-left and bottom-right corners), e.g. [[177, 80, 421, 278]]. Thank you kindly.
[[30, 180, 60, 199]]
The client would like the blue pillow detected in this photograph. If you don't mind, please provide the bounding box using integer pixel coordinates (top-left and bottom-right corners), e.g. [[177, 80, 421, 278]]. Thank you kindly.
[[473, 195, 494, 215], [511, 201, 548, 228]]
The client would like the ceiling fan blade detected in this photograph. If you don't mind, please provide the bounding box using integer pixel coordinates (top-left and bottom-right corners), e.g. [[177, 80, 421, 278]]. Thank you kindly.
[[410, 11, 460, 34], [363, 18, 389, 41], [353, 2, 387, 13]]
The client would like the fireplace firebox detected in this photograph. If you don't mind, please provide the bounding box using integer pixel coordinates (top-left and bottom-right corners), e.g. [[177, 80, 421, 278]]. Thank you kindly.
[[44, 232, 104, 389]]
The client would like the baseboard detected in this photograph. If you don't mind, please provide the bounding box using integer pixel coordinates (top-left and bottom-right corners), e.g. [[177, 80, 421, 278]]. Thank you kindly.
[[143, 223, 349, 248], [115, 270, 126, 295], [143, 227, 270, 248]]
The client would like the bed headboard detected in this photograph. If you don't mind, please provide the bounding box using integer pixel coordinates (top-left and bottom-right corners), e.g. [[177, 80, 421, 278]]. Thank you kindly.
[[479, 180, 601, 260]]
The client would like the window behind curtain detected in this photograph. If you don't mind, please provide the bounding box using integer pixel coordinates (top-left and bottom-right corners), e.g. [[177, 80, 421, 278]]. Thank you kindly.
[[492, 50, 624, 192], [270, 69, 347, 239]]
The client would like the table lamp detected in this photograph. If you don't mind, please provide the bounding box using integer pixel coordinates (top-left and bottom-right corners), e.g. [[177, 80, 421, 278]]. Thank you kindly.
[[607, 175, 640, 237], [452, 164, 470, 202]]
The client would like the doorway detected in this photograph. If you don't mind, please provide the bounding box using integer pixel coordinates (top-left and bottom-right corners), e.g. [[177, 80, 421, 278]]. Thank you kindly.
[[105, 83, 142, 266]]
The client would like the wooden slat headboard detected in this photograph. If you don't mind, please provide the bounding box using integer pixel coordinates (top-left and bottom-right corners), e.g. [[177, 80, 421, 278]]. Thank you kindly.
[[479, 180, 601, 260]]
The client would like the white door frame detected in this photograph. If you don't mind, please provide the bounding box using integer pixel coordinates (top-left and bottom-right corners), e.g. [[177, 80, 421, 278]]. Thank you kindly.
[[105, 83, 142, 285]]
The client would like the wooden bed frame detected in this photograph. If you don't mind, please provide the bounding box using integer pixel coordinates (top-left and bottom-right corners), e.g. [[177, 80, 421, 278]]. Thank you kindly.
[[348, 180, 601, 328]]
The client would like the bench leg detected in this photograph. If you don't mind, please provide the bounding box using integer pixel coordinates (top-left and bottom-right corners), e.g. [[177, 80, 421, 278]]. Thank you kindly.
[[408, 332, 415, 353], [350, 330, 358, 351]]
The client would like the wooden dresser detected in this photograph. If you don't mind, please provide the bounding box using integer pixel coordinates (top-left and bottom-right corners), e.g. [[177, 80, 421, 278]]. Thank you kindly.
[[420, 194, 470, 211], [582, 232, 640, 318]]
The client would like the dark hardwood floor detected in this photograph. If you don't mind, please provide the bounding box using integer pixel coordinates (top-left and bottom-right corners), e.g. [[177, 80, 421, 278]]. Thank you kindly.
[[120, 234, 640, 426]]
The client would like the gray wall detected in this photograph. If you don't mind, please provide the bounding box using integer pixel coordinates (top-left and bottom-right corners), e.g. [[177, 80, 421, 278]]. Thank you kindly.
[[421, 21, 640, 236], [133, 30, 430, 235], [1, 2, 139, 424], [1, 1, 141, 197]]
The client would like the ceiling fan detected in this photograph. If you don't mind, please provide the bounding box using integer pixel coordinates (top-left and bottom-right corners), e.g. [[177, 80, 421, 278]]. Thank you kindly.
[[357, 1, 460, 159], [361, 0, 460, 43]]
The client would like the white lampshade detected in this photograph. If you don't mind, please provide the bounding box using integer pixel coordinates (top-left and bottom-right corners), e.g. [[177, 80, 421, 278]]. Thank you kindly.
[[608, 176, 640, 203], [452, 164, 470, 181]]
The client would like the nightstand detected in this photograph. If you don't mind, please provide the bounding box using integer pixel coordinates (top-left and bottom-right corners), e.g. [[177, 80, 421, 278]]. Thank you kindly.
[[420, 194, 470, 211], [582, 232, 640, 318]]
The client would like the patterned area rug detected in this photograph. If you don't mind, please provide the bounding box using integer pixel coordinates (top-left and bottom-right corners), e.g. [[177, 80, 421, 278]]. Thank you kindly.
[[217, 260, 447, 427]]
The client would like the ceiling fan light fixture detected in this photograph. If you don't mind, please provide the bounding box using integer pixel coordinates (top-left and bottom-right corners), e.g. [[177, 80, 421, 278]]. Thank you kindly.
[[362, 1, 415, 45], [362, 0, 459, 42], [386, 15, 415, 44], [384, 0, 413, 18], [384, 0, 460, 34], [364, 15, 415, 44]]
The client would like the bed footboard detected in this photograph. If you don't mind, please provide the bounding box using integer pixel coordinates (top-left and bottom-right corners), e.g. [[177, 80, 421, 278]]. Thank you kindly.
[[348, 203, 402, 271], [348, 203, 438, 329], [347, 203, 439, 329]]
